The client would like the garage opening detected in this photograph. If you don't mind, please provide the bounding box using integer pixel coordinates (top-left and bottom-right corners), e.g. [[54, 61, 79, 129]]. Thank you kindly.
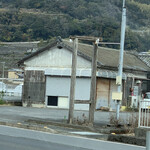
[[47, 96, 58, 106]]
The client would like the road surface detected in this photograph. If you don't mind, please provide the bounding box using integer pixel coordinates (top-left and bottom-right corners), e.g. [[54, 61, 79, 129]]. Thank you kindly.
[[0, 125, 145, 150], [0, 106, 138, 125]]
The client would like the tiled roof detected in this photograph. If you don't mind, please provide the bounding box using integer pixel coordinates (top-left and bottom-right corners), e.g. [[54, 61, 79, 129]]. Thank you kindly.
[[138, 55, 150, 68], [18, 39, 150, 72], [63, 40, 150, 71]]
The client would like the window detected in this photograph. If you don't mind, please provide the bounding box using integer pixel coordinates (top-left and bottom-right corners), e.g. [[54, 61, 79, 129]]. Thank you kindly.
[[47, 96, 58, 106], [47, 96, 69, 108]]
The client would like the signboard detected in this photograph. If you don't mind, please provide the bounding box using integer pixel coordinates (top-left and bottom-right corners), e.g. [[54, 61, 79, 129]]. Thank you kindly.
[[112, 92, 122, 100]]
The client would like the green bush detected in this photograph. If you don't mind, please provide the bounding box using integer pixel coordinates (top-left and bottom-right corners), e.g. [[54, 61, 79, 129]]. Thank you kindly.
[[0, 99, 6, 105]]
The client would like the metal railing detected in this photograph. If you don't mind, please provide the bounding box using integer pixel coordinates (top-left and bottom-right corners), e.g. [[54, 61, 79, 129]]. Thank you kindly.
[[138, 100, 150, 128]]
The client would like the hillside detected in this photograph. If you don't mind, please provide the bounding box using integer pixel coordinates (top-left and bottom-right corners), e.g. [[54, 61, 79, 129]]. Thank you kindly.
[[0, 41, 39, 73], [0, 0, 149, 52]]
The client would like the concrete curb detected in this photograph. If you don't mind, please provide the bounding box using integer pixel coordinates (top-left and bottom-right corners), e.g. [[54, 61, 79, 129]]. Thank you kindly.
[[108, 134, 146, 146], [0, 120, 146, 147], [135, 127, 150, 139], [0, 121, 57, 134]]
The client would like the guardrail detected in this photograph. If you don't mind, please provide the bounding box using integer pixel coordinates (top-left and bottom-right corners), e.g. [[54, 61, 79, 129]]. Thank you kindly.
[[138, 100, 150, 128], [4, 92, 22, 97]]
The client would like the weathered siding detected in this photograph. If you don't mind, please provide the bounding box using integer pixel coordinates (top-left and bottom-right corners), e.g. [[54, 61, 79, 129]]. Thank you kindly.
[[24, 47, 91, 70], [96, 79, 109, 109], [22, 70, 45, 107], [96, 78, 117, 110]]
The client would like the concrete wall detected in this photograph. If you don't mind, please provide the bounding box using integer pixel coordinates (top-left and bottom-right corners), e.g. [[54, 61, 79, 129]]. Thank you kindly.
[[45, 76, 91, 110], [135, 128, 150, 139]]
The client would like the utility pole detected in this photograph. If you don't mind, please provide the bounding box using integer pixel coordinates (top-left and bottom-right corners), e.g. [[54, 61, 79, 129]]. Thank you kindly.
[[89, 42, 98, 125], [69, 36, 120, 125], [68, 38, 78, 124], [116, 0, 126, 120]]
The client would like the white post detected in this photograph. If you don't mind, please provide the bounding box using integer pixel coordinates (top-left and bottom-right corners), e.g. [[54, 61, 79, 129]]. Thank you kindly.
[[146, 131, 150, 150], [116, 0, 126, 120], [138, 100, 141, 127]]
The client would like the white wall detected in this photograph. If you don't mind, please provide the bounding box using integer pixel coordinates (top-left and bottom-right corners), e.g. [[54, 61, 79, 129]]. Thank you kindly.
[[24, 47, 91, 70], [45, 76, 91, 110]]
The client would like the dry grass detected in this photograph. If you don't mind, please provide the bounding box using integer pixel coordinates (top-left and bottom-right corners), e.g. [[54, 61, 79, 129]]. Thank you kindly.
[[73, 113, 89, 126], [109, 112, 138, 133]]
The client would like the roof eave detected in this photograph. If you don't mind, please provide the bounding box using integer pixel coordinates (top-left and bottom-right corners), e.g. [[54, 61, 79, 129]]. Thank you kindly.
[[17, 41, 58, 65]]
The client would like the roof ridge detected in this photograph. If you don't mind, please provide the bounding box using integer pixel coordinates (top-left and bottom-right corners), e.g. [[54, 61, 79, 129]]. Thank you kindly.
[[63, 39, 120, 52], [18, 38, 150, 72]]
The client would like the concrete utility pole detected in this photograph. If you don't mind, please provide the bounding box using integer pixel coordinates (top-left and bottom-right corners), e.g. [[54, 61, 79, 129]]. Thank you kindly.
[[68, 38, 78, 124], [89, 43, 98, 125], [116, 0, 126, 120]]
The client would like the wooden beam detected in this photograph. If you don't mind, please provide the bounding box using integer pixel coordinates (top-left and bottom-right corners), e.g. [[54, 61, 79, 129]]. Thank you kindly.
[[74, 100, 91, 104], [108, 79, 111, 109], [98, 42, 120, 45], [70, 36, 120, 45], [70, 36, 100, 42], [89, 43, 98, 126], [68, 38, 78, 124]]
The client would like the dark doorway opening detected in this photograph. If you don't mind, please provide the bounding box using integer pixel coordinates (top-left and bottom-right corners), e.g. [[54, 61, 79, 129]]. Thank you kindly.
[[48, 96, 58, 106]]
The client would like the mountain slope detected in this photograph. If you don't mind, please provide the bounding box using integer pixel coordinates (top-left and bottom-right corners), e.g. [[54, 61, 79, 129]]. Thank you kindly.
[[0, 0, 149, 52]]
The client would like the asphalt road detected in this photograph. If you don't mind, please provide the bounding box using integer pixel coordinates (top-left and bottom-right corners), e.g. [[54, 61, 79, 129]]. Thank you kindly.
[[0, 125, 145, 150], [0, 135, 89, 150], [0, 106, 138, 125]]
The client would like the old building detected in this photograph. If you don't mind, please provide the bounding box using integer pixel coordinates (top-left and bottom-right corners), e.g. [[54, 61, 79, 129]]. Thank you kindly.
[[18, 38, 150, 110]]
